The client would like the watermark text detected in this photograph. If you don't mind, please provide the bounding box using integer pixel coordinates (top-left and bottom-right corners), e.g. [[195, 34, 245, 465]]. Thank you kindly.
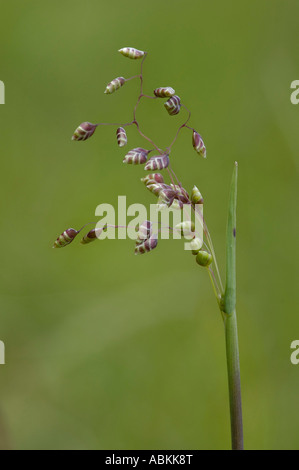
[[0, 341, 5, 365], [290, 80, 299, 105], [290, 340, 299, 365], [0, 80, 4, 104], [94, 196, 203, 250]]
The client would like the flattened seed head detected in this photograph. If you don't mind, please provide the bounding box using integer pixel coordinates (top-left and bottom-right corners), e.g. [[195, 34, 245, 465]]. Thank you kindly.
[[192, 131, 207, 158], [118, 47, 145, 59], [164, 95, 181, 116], [144, 154, 169, 171], [72, 122, 97, 141], [53, 228, 79, 248], [116, 127, 128, 147], [154, 87, 176, 98], [123, 148, 151, 164], [104, 77, 125, 94]]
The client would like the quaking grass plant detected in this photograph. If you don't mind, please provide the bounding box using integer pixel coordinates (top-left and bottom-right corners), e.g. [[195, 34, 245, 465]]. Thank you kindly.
[[53, 47, 243, 450]]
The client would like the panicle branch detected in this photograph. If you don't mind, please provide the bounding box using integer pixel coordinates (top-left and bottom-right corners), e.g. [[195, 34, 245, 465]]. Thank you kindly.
[[63, 47, 223, 303]]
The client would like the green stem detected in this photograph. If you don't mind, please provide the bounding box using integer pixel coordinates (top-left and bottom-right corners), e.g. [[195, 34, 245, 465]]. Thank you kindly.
[[224, 310, 243, 450], [222, 162, 243, 450]]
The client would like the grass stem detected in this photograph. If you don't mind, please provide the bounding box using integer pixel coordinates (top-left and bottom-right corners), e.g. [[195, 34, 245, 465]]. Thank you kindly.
[[222, 162, 243, 450]]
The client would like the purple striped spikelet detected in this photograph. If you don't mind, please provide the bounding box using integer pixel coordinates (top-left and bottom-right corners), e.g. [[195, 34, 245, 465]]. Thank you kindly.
[[157, 187, 176, 209], [170, 185, 190, 204], [192, 131, 207, 158], [154, 87, 175, 98], [145, 182, 165, 197], [135, 219, 157, 255], [116, 127, 127, 147], [141, 173, 165, 185], [142, 174, 167, 197], [135, 236, 158, 255], [164, 95, 181, 116], [53, 228, 79, 248], [72, 122, 97, 141], [80, 228, 103, 245], [137, 220, 153, 243], [144, 153, 169, 171], [157, 184, 189, 209], [104, 77, 125, 94], [144, 179, 190, 209], [123, 147, 151, 165], [118, 47, 145, 59]]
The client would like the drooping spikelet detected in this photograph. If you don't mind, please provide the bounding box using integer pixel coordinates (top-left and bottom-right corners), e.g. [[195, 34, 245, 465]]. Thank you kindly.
[[145, 182, 166, 197], [196, 250, 213, 267], [141, 173, 165, 185], [116, 127, 127, 147], [135, 219, 157, 255], [192, 131, 207, 158], [118, 47, 145, 60], [144, 153, 169, 171], [72, 122, 97, 141], [104, 77, 125, 94], [53, 228, 79, 248], [154, 87, 175, 98], [141, 173, 166, 198], [136, 220, 153, 243], [80, 228, 104, 245], [157, 187, 177, 209], [123, 148, 151, 165], [164, 95, 181, 116], [135, 236, 158, 255], [170, 185, 190, 205], [191, 185, 204, 204]]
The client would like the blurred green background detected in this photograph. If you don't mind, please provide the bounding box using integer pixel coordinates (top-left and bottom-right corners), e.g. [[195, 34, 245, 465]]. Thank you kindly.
[[0, 0, 298, 450]]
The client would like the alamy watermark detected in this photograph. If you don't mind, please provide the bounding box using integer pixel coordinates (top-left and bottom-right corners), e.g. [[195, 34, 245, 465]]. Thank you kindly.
[[95, 196, 203, 246], [0, 341, 5, 365], [290, 80, 299, 105], [0, 80, 4, 104], [53, 196, 204, 253], [290, 340, 299, 365]]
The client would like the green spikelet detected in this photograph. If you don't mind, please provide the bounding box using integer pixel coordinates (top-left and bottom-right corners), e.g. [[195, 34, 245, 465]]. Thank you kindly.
[[196, 250, 213, 267]]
